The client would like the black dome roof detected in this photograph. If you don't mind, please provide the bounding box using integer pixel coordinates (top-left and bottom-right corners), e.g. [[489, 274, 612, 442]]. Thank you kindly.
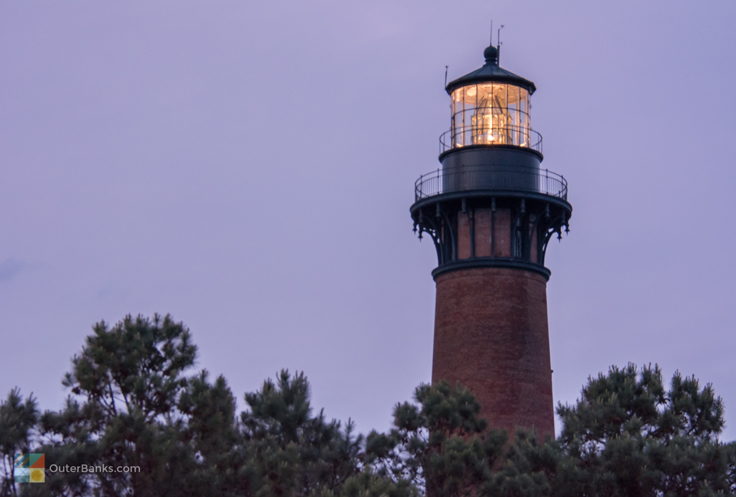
[[445, 45, 536, 95]]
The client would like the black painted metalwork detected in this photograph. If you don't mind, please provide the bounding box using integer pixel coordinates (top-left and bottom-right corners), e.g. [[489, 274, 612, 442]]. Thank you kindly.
[[439, 124, 543, 154], [431, 258, 551, 280], [411, 45, 572, 279], [445, 45, 536, 95], [415, 165, 567, 201], [410, 191, 571, 280]]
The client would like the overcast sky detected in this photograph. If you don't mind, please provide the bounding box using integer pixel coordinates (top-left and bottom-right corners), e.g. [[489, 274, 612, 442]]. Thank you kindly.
[[2, 0, 735, 440]]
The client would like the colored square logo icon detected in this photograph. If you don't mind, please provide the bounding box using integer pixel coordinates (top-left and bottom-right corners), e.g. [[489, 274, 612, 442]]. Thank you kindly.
[[13, 468, 29, 483], [29, 468, 45, 483], [14, 454, 45, 484]]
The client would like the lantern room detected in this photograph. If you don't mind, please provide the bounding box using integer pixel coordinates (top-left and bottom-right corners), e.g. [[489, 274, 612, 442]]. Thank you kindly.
[[442, 45, 541, 154]]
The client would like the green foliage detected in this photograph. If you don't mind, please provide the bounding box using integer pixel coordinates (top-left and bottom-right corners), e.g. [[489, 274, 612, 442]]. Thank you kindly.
[[0, 388, 38, 496], [365, 366, 736, 497], [62, 314, 196, 420], [554, 364, 735, 497], [484, 431, 558, 497], [2, 317, 735, 497], [366, 382, 506, 497], [34, 314, 241, 497], [241, 370, 369, 497]]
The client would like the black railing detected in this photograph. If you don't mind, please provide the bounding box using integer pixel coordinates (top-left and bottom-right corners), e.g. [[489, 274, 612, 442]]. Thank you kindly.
[[439, 125, 543, 155], [414, 165, 568, 201]]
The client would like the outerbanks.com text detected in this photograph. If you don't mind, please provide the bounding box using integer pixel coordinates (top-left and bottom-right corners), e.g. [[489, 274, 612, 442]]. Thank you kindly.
[[48, 464, 141, 474]]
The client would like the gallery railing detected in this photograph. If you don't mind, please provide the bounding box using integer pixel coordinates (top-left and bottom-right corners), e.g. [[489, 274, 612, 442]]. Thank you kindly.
[[439, 125, 543, 155], [414, 165, 567, 201]]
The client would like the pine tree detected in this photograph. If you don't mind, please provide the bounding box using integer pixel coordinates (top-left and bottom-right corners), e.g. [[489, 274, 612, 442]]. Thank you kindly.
[[0, 389, 38, 496], [3, 314, 734, 497], [365, 382, 506, 497], [553, 364, 735, 497], [34, 314, 243, 497], [241, 370, 366, 497]]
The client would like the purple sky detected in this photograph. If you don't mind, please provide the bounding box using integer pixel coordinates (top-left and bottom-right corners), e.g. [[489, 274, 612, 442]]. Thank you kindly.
[[2, 0, 735, 440]]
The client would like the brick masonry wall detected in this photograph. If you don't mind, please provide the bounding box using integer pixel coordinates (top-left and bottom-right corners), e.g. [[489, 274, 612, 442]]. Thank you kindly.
[[432, 267, 554, 439], [457, 208, 513, 259]]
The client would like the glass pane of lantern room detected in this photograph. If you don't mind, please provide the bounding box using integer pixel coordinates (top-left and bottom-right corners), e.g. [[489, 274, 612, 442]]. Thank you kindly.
[[509, 86, 520, 144], [470, 84, 488, 145], [476, 83, 493, 108], [451, 88, 463, 146], [463, 85, 477, 145], [449, 83, 531, 150], [497, 84, 512, 144], [519, 89, 530, 146]]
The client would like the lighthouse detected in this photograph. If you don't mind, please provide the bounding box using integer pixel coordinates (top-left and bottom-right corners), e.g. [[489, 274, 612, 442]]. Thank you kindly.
[[410, 43, 571, 439]]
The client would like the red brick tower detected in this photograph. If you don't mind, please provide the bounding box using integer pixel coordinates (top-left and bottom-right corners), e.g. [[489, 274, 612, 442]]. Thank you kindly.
[[410, 44, 571, 439]]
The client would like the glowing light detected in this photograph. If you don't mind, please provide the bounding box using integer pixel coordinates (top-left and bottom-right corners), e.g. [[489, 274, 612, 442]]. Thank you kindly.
[[449, 83, 531, 150]]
